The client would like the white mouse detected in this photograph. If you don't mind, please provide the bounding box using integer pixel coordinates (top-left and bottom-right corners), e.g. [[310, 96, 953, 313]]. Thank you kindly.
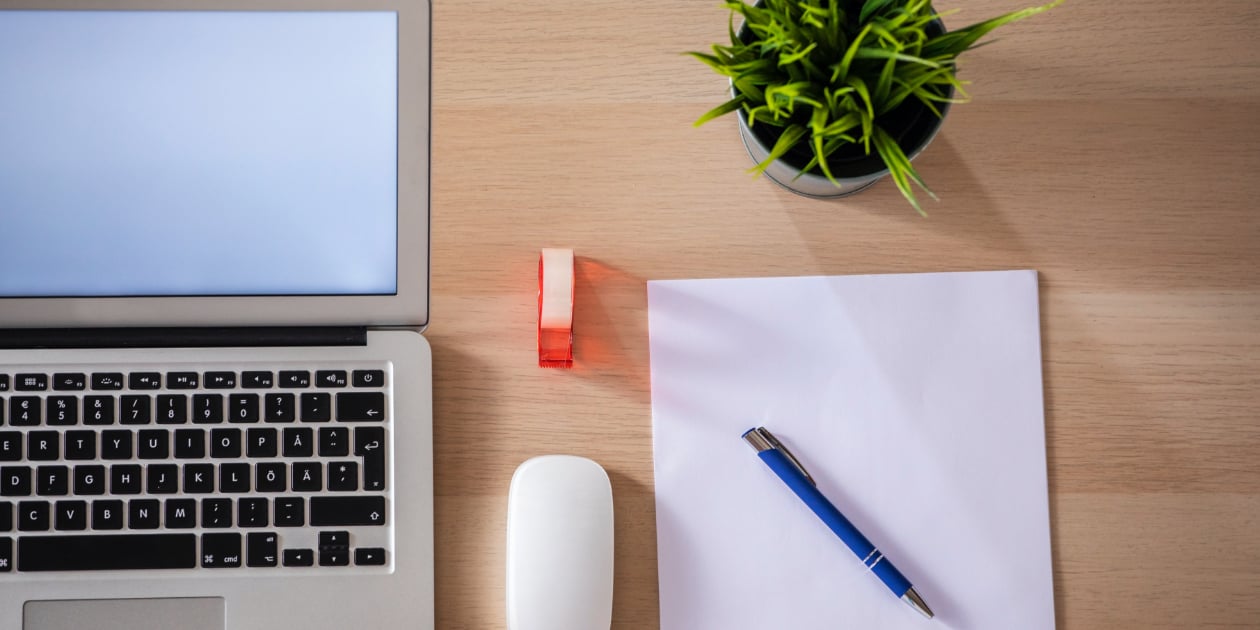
[[506, 455, 614, 630]]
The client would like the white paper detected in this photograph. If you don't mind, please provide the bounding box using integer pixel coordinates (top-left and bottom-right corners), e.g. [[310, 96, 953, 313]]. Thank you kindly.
[[648, 270, 1054, 630]]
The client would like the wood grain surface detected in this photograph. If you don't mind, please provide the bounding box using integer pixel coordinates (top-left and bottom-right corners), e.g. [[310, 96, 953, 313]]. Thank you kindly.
[[426, 1, 1260, 627]]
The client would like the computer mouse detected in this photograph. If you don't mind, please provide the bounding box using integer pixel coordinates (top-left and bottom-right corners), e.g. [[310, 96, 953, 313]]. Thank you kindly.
[[506, 455, 614, 630]]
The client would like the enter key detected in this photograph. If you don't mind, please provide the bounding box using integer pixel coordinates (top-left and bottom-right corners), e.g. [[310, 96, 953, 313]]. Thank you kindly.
[[354, 427, 386, 491]]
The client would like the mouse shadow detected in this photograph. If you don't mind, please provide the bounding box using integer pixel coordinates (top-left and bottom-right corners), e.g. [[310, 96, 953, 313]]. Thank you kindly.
[[606, 468, 661, 629]]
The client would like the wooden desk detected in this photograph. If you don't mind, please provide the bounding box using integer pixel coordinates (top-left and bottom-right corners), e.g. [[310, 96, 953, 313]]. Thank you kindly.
[[428, 1, 1260, 627]]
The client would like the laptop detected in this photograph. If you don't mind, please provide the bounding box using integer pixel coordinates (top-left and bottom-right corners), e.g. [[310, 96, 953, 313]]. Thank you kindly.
[[0, 4, 434, 629]]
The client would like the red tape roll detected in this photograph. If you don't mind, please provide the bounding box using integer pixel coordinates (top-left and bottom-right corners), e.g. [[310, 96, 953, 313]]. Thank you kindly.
[[537, 248, 574, 368]]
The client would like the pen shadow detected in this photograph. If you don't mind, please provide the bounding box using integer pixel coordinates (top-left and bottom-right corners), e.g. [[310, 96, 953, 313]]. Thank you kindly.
[[802, 461, 974, 629]]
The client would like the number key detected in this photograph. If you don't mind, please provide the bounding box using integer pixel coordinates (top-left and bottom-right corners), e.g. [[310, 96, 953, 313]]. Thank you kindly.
[[10, 397, 41, 426], [120, 395, 151, 425], [46, 397, 77, 426], [84, 396, 115, 425]]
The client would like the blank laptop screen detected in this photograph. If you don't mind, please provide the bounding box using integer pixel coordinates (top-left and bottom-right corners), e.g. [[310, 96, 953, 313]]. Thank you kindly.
[[0, 10, 398, 297]]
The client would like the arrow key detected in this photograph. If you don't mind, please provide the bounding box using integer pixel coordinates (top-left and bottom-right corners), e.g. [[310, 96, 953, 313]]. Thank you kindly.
[[355, 547, 386, 566]]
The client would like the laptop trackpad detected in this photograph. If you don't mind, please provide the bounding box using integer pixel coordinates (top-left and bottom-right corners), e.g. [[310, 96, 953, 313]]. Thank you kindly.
[[25, 598, 225, 630]]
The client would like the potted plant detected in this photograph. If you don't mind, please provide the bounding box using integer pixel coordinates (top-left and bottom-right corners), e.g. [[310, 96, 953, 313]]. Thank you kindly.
[[691, 0, 1060, 214]]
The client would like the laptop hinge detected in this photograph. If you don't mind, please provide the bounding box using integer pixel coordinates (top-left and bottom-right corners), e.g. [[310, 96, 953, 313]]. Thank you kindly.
[[0, 327, 368, 350]]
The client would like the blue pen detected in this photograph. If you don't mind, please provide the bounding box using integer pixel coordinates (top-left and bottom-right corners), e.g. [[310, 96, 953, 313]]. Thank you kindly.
[[743, 426, 934, 619]]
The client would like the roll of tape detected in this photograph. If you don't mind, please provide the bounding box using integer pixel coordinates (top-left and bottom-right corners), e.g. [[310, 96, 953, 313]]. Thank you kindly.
[[538, 248, 575, 368]]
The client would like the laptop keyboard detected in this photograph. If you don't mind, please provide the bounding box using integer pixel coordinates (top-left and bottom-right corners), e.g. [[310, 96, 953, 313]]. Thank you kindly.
[[0, 364, 392, 574]]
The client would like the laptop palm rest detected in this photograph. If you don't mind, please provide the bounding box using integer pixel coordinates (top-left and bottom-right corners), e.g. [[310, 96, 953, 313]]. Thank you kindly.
[[24, 598, 224, 630]]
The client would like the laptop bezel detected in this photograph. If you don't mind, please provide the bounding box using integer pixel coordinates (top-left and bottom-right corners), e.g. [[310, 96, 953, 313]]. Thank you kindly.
[[0, 0, 430, 331]]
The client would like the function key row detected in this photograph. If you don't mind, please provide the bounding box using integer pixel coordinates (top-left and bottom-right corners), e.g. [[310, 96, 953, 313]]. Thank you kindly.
[[0, 370, 385, 392], [5, 392, 385, 426]]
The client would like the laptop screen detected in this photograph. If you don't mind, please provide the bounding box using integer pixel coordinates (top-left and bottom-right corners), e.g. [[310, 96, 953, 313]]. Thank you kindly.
[[0, 10, 398, 298]]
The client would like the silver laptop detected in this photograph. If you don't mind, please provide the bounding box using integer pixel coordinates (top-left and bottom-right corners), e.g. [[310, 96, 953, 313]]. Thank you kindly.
[[0, 4, 434, 629]]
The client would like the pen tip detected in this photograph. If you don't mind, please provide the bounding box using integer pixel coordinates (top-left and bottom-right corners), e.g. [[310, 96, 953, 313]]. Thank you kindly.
[[903, 588, 934, 619]]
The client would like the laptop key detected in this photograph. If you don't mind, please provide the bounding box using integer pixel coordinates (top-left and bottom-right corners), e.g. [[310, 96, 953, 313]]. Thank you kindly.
[[201, 499, 233, 528], [2, 467, 31, 495], [137, 430, 169, 459], [36, 465, 69, 495], [92, 500, 124, 530], [18, 500, 50, 530], [242, 371, 274, 389], [19, 533, 197, 571], [15, 374, 48, 391], [211, 429, 242, 458], [74, 465, 106, 495], [310, 496, 386, 526], [239, 498, 269, 527], [84, 396, 115, 425], [91, 373, 124, 390], [165, 499, 196, 528], [52, 373, 86, 391], [110, 465, 142, 494], [101, 430, 133, 459], [247, 532, 278, 567], [65, 431, 97, 460], [193, 394, 223, 424], [28, 431, 59, 461], [0, 537, 8, 572], [120, 395, 151, 425], [0, 375, 8, 392], [175, 429, 207, 459], [157, 395, 187, 424], [355, 547, 387, 566], [315, 370, 347, 388], [275, 497, 305, 527], [230, 394, 259, 423], [147, 464, 178, 494], [265, 394, 295, 423], [283, 548, 313, 567], [336, 393, 385, 421], [204, 372, 237, 389], [167, 372, 199, 389], [0, 504, 10, 532], [54, 500, 88, 530], [184, 464, 215, 493], [318, 427, 349, 457], [278, 371, 310, 388], [0, 432, 20, 461], [351, 370, 385, 387], [128, 373, 161, 390], [45, 397, 77, 426], [10, 397, 41, 426], [300, 393, 331, 422], [129, 499, 160, 529]]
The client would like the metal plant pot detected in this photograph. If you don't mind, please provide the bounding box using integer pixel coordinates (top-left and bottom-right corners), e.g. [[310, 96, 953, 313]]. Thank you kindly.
[[734, 19, 951, 199]]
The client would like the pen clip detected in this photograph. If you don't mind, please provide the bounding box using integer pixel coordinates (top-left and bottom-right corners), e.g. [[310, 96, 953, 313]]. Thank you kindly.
[[743, 427, 817, 486]]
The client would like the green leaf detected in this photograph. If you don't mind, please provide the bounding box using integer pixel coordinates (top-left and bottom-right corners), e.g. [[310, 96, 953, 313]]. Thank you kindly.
[[853, 47, 941, 69], [872, 125, 935, 216], [751, 124, 809, 175], [694, 95, 747, 127], [923, 0, 1063, 58], [859, 0, 895, 23]]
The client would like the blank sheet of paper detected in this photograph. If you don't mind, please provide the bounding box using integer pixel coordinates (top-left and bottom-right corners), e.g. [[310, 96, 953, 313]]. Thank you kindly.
[[647, 270, 1054, 629]]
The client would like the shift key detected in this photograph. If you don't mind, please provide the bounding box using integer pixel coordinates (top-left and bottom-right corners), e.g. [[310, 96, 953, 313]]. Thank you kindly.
[[310, 496, 386, 526]]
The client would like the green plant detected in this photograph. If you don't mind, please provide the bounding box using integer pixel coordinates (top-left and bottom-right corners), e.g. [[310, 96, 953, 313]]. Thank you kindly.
[[691, 0, 1060, 214]]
